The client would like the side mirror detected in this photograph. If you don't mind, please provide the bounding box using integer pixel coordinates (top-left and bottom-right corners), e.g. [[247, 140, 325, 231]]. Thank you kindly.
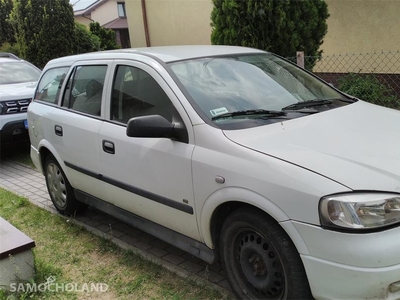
[[126, 115, 174, 138]]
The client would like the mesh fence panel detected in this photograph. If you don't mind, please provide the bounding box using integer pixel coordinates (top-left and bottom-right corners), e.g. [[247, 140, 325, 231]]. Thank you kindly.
[[287, 51, 400, 109]]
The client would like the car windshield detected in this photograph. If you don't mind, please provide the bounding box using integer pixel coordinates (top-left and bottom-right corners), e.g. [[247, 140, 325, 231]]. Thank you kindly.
[[0, 61, 41, 84], [169, 53, 350, 128]]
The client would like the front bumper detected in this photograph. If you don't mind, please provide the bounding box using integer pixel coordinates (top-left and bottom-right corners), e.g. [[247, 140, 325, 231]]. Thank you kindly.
[[292, 221, 400, 299], [303, 254, 400, 300]]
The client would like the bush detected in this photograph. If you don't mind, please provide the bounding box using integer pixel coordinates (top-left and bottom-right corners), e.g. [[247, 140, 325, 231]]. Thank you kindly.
[[74, 22, 100, 54], [89, 22, 119, 50], [338, 73, 400, 109], [11, 0, 76, 69], [0, 0, 15, 45], [0, 42, 20, 56], [211, 0, 329, 70]]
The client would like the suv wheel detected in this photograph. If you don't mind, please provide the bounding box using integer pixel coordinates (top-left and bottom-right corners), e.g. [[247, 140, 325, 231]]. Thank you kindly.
[[44, 154, 86, 215]]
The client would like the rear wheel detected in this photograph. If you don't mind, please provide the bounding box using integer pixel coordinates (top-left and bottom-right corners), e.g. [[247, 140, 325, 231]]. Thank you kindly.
[[44, 154, 86, 215], [220, 208, 312, 299]]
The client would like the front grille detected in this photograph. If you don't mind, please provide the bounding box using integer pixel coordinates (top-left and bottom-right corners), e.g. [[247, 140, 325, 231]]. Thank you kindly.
[[0, 98, 31, 114]]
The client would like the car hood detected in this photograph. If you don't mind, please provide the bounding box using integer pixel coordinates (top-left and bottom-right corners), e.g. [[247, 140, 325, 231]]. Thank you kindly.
[[0, 81, 36, 101], [223, 100, 400, 192]]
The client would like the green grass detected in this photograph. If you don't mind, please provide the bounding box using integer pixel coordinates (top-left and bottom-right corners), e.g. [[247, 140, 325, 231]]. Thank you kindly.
[[0, 188, 226, 300]]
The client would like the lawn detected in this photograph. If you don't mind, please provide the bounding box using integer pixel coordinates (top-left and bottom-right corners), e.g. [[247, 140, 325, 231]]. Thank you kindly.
[[0, 188, 225, 300]]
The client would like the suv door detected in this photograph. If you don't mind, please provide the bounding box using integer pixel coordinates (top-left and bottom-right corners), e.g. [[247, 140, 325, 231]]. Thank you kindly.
[[50, 62, 111, 200], [98, 61, 200, 240]]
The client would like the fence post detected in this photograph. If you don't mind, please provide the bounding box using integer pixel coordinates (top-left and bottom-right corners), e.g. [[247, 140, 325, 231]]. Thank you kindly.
[[297, 51, 304, 68]]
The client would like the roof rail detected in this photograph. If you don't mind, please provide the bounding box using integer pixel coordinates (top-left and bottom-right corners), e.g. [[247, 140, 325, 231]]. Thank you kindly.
[[0, 52, 20, 60]]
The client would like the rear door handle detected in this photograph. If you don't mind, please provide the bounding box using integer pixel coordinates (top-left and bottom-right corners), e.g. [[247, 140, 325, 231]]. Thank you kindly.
[[102, 140, 115, 154], [55, 125, 63, 136]]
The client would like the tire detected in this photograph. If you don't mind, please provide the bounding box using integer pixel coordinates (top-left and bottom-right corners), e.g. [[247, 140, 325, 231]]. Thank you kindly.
[[220, 208, 312, 300], [44, 154, 86, 215]]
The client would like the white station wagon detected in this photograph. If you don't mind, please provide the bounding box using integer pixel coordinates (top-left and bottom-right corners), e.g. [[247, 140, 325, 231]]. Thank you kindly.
[[28, 46, 400, 300]]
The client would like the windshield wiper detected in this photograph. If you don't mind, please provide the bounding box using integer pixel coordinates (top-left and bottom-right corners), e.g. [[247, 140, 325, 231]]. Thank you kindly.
[[281, 99, 334, 111], [212, 109, 286, 120]]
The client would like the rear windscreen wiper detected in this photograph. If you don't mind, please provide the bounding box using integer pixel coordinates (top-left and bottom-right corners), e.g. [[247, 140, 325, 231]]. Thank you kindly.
[[212, 109, 287, 120]]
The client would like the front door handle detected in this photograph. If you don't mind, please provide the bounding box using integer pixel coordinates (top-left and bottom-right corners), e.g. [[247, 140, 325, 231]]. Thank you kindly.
[[55, 125, 63, 136], [102, 140, 115, 154]]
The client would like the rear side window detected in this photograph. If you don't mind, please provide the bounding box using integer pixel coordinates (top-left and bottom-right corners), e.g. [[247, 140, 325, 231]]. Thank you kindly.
[[36, 67, 69, 104], [62, 65, 107, 116]]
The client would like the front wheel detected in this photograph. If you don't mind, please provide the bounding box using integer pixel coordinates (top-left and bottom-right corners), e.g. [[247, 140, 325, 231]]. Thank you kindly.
[[44, 154, 86, 215], [219, 208, 312, 299]]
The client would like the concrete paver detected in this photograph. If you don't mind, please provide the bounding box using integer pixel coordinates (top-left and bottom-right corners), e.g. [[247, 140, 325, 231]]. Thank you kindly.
[[0, 160, 233, 298]]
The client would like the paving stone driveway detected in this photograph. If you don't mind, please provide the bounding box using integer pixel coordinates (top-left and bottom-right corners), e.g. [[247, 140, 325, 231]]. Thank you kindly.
[[0, 160, 233, 298]]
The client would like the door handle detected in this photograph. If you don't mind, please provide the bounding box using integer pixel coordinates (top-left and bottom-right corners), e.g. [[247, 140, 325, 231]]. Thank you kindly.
[[102, 140, 115, 154], [55, 125, 63, 136]]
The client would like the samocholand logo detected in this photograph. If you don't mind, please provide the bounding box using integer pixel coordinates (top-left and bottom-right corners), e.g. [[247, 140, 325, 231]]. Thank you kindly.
[[8, 276, 109, 294]]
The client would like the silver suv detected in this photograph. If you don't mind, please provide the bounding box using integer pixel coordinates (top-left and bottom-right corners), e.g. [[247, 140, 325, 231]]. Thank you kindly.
[[0, 53, 41, 145]]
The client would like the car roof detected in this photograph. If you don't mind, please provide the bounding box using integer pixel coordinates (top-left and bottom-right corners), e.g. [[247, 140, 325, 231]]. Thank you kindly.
[[0, 57, 36, 67], [125, 45, 265, 62], [46, 45, 266, 66], [0, 52, 20, 59], [0, 57, 21, 63]]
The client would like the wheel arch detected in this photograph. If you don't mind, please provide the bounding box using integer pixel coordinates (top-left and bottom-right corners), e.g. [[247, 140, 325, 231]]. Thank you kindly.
[[37, 140, 66, 177], [39, 146, 51, 171], [200, 187, 309, 260], [38, 141, 87, 215]]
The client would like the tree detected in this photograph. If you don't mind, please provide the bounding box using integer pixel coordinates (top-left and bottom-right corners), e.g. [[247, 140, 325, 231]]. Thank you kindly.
[[211, 0, 329, 69], [74, 22, 100, 54], [11, 0, 75, 68], [0, 0, 15, 45], [89, 22, 119, 51]]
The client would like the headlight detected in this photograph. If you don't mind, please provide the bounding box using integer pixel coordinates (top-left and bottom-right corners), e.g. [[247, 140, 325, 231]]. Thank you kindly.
[[319, 193, 400, 230]]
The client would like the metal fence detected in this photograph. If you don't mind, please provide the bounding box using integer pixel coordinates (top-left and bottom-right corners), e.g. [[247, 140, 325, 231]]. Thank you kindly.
[[288, 51, 400, 109]]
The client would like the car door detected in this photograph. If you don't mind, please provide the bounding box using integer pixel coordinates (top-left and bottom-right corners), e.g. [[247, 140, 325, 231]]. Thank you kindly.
[[49, 61, 112, 200], [98, 60, 200, 240]]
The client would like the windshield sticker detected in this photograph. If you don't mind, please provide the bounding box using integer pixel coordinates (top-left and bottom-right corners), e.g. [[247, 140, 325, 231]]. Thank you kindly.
[[210, 107, 229, 117]]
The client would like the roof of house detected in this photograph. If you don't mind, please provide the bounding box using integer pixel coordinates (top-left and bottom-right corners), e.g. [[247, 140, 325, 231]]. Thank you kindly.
[[69, 0, 108, 15], [103, 18, 128, 29]]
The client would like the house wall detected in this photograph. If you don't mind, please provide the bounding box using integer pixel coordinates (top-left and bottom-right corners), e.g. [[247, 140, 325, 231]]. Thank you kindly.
[[90, 0, 121, 26], [321, 0, 400, 55], [74, 15, 92, 27], [125, 0, 400, 72], [126, 0, 213, 48], [127, 0, 400, 52], [317, 0, 400, 73], [74, 0, 123, 27]]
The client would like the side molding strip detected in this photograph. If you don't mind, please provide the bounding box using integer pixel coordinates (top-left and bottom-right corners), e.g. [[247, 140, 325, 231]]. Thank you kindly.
[[74, 189, 215, 264], [64, 161, 193, 214]]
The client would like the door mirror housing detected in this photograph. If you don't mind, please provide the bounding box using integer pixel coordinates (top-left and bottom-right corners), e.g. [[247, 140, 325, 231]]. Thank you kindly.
[[126, 115, 174, 138]]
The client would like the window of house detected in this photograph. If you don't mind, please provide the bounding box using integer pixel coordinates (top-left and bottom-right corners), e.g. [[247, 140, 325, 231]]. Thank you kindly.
[[111, 65, 173, 123], [62, 65, 107, 116], [117, 3, 126, 18], [36, 67, 69, 104]]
